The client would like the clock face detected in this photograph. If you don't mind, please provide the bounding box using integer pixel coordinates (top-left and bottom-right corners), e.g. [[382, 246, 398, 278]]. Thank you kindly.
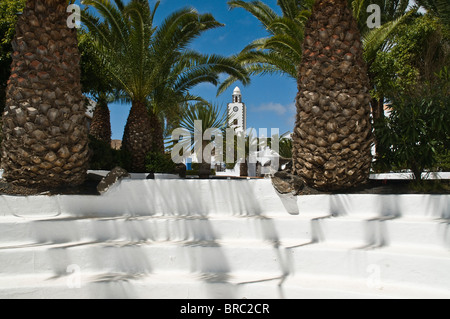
[[233, 106, 239, 112]]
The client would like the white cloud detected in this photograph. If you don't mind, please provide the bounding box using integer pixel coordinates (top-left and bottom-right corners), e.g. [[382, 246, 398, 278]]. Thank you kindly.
[[216, 34, 227, 43], [253, 102, 295, 116]]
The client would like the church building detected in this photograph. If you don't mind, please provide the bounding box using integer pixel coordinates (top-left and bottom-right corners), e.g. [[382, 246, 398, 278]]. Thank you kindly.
[[227, 87, 247, 133]]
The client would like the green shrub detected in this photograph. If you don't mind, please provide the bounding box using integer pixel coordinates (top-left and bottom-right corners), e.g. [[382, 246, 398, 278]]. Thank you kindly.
[[373, 67, 450, 180], [191, 163, 200, 171], [88, 136, 131, 171], [145, 152, 177, 174], [185, 162, 216, 176], [225, 162, 236, 170], [435, 150, 450, 172]]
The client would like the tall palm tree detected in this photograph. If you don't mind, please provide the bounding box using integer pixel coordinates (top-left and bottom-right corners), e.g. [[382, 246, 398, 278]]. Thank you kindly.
[[82, 0, 161, 172], [88, 92, 113, 144], [1, 0, 90, 188], [178, 102, 228, 178], [149, 51, 250, 154], [223, 0, 419, 189], [218, 0, 313, 94], [222, 0, 415, 120], [79, 31, 114, 145], [293, 0, 373, 191], [82, 0, 249, 171]]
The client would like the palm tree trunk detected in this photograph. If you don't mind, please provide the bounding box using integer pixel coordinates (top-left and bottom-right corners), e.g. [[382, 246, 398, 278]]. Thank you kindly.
[[89, 95, 111, 145], [122, 100, 152, 172], [149, 110, 164, 154], [292, 0, 373, 191], [1, 0, 89, 188]]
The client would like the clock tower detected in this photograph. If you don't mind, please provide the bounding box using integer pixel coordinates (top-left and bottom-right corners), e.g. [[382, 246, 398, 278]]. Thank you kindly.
[[227, 86, 247, 133]]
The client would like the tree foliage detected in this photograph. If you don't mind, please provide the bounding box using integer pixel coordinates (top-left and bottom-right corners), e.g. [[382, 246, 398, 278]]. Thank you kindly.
[[0, 0, 26, 113], [78, 29, 114, 98], [82, 0, 249, 155], [374, 67, 450, 179], [176, 101, 228, 177], [370, 14, 449, 100], [145, 151, 176, 174], [370, 8, 450, 177], [415, 0, 450, 27], [218, 0, 313, 95], [0, 0, 26, 55], [177, 101, 228, 154], [88, 135, 131, 170], [82, 0, 248, 104], [220, 0, 415, 97]]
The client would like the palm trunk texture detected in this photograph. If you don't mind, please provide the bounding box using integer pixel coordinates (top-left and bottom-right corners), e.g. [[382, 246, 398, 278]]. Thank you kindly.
[[89, 96, 112, 145], [292, 0, 374, 191], [1, 0, 89, 188], [149, 110, 164, 154], [122, 100, 152, 172]]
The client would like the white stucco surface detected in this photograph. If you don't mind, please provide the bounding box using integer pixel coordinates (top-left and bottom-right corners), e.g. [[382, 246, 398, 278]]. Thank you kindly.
[[0, 179, 449, 299], [370, 172, 450, 180]]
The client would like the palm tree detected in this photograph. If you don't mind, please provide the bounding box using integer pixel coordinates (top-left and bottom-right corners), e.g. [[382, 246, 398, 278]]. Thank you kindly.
[[178, 102, 228, 178], [218, 0, 313, 94], [414, 0, 450, 27], [222, 0, 415, 121], [1, 0, 89, 188], [149, 51, 250, 154], [293, 0, 374, 191], [88, 93, 113, 144], [81, 0, 162, 172], [223, 0, 420, 188], [0, 0, 27, 116], [82, 0, 249, 172], [352, 0, 416, 120], [79, 31, 114, 145], [412, 0, 450, 83]]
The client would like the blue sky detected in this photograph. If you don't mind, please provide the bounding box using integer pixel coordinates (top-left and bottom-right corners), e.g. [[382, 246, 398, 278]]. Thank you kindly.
[[77, 0, 298, 140]]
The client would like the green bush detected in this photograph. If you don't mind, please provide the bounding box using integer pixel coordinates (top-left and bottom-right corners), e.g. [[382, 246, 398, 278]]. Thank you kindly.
[[145, 152, 177, 174], [185, 162, 216, 176], [435, 150, 450, 172], [88, 136, 131, 171], [373, 68, 450, 179], [225, 162, 236, 170]]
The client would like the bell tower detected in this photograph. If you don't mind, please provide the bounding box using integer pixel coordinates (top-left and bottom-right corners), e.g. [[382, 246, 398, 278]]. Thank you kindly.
[[227, 86, 246, 133]]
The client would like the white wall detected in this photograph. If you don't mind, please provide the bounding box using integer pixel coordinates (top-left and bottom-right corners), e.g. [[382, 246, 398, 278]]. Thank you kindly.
[[0, 179, 448, 220]]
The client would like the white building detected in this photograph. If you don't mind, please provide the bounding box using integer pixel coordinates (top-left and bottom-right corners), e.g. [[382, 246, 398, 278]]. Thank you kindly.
[[84, 97, 97, 131], [227, 87, 247, 133]]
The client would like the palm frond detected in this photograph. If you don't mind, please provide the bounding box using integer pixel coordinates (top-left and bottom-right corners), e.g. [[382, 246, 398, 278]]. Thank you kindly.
[[219, 0, 308, 94], [228, 0, 279, 29], [415, 0, 450, 26], [363, 8, 417, 64], [82, 0, 129, 45]]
